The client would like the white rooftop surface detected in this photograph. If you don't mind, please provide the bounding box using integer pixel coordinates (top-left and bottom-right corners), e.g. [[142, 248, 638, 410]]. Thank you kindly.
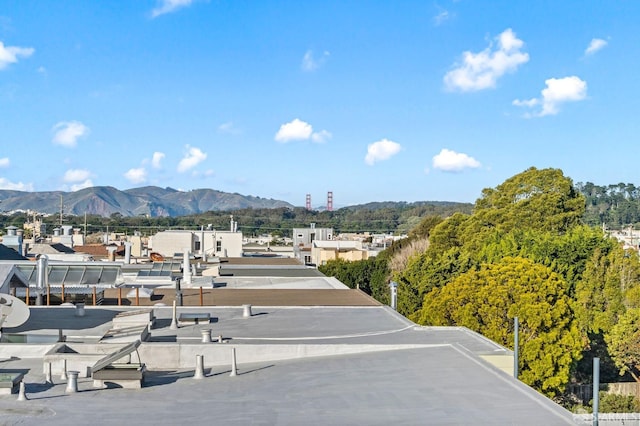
[[0, 304, 582, 425], [215, 276, 348, 289]]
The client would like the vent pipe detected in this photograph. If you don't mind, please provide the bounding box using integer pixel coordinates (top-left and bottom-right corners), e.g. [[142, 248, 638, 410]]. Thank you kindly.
[[124, 242, 132, 264], [36, 254, 49, 306], [183, 248, 192, 285]]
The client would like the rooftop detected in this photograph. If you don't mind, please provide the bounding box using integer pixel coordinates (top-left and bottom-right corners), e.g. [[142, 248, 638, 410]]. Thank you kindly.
[[0, 258, 583, 425]]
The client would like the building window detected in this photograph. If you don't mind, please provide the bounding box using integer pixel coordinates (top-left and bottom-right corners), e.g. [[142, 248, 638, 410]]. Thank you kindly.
[[297, 234, 303, 238], [304, 255, 312, 264], [194, 241, 201, 251], [216, 240, 222, 252]]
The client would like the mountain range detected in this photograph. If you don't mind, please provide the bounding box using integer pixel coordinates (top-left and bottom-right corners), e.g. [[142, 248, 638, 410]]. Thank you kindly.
[[0, 186, 295, 217]]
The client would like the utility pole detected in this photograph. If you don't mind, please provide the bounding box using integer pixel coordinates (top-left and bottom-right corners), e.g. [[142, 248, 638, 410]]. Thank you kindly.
[[59, 195, 64, 227]]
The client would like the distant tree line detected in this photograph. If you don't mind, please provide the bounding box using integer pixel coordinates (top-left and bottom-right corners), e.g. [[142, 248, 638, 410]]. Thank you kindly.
[[577, 182, 640, 228], [0, 202, 473, 238]]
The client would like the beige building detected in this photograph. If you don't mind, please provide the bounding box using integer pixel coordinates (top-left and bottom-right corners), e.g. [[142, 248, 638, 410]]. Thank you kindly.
[[311, 240, 369, 266], [149, 229, 243, 258]]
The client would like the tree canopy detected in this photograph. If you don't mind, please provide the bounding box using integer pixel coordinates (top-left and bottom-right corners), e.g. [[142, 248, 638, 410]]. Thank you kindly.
[[416, 257, 582, 397]]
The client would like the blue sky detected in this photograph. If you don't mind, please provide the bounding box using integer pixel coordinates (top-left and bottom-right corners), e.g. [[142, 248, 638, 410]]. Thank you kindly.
[[1, 1, 638, 208]]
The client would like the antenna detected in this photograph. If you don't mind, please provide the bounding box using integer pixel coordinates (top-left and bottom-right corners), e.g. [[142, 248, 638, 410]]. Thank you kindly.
[[327, 191, 333, 212], [306, 194, 311, 211], [0, 294, 30, 329]]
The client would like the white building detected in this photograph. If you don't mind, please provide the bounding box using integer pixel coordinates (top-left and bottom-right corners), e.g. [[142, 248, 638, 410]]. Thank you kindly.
[[292, 224, 333, 265], [149, 229, 243, 258]]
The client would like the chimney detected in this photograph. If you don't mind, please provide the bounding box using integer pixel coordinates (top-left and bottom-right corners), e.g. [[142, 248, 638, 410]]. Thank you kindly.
[[107, 246, 117, 262]]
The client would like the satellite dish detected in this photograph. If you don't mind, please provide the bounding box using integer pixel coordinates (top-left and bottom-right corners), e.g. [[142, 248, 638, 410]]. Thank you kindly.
[[0, 293, 30, 328]]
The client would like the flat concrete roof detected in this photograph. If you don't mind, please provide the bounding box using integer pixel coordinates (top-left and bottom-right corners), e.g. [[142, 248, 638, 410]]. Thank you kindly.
[[219, 266, 325, 277], [0, 345, 578, 425], [0, 305, 581, 425]]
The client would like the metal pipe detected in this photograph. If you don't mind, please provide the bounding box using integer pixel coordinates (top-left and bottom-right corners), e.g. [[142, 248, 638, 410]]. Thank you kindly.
[[593, 357, 600, 426], [36, 254, 48, 306], [183, 248, 192, 285], [514, 317, 519, 379]]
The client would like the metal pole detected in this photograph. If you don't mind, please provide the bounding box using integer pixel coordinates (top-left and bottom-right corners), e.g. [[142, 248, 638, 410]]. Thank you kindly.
[[389, 281, 398, 311], [175, 278, 183, 307], [593, 357, 600, 426], [513, 317, 519, 379]]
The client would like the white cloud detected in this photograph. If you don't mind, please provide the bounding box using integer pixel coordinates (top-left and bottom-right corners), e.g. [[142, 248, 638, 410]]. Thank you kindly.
[[0, 177, 33, 191], [432, 149, 480, 172], [513, 76, 587, 117], [218, 121, 241, 134], [70, 180, 94, 191], [0, 40, 34, 70], [301, 50, 330, 72], [275, 118, 330, 143], [151, 0, 193, 18], [311, 129, 332, 143], [152, 152, 165, 169], [0, 157, 9, 168], [433, 10, 449, 25], [63, 168, 92, 183], [275, 119, 312, 142], [124, 167, 147, 184], [444, 28, 529, 92], [365, 139, 402, 165], [52, 121, 89, 147], [177, 146, 207, 173], [585, 38, 607, 56]]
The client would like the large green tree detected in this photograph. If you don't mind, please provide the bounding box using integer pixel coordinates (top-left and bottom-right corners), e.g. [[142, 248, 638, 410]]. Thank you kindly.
[[415, 257, 582, 397], [472, 167, 585, 235], [606, 308, 640, 382]]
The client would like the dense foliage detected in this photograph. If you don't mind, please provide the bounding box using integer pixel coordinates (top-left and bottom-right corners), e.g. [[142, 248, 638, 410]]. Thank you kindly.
[[320, 167, 640, 403]]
